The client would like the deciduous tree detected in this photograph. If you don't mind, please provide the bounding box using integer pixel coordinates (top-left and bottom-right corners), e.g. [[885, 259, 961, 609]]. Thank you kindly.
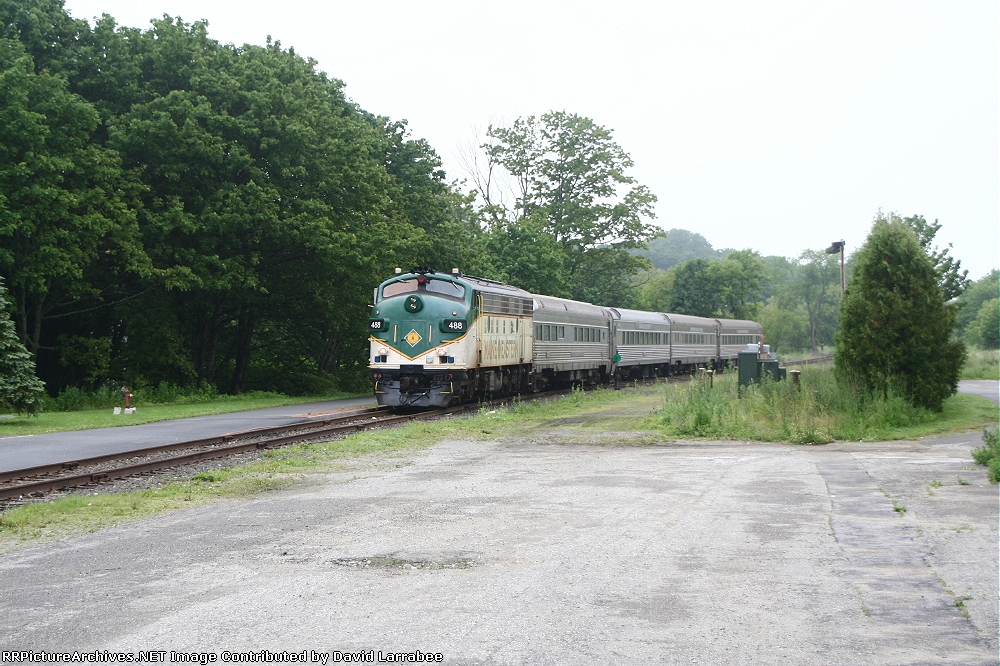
[[900, 213, 970, 300], [965, 298, 999, 349], [469, 111, 657, 304], [0, 38, 143, 360]]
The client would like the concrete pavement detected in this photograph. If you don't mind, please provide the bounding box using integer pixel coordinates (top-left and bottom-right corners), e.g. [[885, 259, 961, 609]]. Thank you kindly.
[[1, 429, 995, 664], [958, 379, 999, 405]]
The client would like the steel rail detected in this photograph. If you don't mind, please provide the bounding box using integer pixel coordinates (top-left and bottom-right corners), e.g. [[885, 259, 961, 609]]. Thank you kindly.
[[784, 354, 835, 366], [0, 378, 708, 502]]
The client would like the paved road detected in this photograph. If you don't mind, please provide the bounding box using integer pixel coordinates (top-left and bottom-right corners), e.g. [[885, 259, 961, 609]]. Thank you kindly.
[[0, 396, 377, 473], [1, 430, 995, 664], [958, 379, 1000, 405]]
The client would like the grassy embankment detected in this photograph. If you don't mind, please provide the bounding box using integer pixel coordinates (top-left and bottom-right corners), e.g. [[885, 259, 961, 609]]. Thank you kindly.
[[0, 390, 370, 437], [657, 364, 997, 443], [1, 380, 996, 551]]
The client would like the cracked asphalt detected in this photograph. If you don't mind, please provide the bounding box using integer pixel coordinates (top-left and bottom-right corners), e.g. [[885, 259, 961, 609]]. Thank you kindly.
[[1, 425, 996, 664]]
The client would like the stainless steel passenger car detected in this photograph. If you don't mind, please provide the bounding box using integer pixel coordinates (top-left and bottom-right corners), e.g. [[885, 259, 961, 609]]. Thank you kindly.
[[716, 318, 763, 361], [532, 295, 611, 387], [664, 314, 720, 369], [610, 308, 672, 378]]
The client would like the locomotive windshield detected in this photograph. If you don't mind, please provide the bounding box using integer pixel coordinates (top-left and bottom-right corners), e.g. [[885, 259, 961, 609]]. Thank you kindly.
[[382, 279, 417, 298], [380, 278, 466, 301]]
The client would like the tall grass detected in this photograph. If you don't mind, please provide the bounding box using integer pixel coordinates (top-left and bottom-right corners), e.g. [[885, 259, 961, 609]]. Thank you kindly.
[[658, 366, 943, 443], [961, 348, 999, 380]]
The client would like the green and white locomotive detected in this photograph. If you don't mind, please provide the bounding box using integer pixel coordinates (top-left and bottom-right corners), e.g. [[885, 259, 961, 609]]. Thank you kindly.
[[368, 268, 535, 407], [368, 268, 763, 408]]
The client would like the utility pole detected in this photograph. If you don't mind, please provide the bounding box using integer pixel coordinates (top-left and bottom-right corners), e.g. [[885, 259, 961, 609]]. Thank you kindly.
[[826, 240, 846, 296]]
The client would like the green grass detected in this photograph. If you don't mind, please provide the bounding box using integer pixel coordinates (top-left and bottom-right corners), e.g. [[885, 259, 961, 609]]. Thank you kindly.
[[0, 390, 369, 437], [961, 348, 999, 380], [654, 365, 998, 443]]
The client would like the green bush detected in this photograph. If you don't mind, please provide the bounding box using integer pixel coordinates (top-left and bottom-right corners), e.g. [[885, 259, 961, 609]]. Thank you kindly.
[[971, 426, 999, 484], [836, 216, 964, 411]]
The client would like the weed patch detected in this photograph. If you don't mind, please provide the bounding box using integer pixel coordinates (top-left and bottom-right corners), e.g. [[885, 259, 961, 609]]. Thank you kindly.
[[971, 425, 1000, 483], [655, 366, 997, 443]]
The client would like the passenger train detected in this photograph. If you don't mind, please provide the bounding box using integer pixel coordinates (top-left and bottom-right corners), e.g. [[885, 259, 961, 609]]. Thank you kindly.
[[368, 268, 762, 408]]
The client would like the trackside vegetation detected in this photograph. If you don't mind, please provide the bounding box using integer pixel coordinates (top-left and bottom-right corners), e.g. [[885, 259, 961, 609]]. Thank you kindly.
[[960, 349, 999, 380], [1, 384, 995, 550], [656, 366, 997, 443]]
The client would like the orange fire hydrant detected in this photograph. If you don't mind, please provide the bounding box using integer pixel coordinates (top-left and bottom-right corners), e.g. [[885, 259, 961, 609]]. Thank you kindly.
[[123, 387, 132, 409]]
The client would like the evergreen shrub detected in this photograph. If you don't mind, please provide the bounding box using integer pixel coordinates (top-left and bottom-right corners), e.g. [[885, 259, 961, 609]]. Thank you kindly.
[[0, 278, 45, 414], [835, 217, 964, 411]]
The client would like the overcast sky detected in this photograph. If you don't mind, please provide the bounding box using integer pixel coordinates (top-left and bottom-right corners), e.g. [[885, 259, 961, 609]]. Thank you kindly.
[[63, 0, 999, 279]]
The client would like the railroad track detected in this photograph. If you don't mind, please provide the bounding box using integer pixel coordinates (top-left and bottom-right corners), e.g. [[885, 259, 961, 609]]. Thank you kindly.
[[0, 404, 476, 503], [784, 354, 834, 366], [0, 364, 826, 504]]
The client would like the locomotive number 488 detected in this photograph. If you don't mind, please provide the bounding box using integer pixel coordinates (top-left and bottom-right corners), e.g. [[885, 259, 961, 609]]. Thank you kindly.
[[441, 319, 467, 332]]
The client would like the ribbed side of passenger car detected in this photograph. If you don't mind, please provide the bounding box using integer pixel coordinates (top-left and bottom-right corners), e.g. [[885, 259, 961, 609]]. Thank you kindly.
[[609, 308, 672, 367], [716, 318, 763, 360], [663, 313, 719, 366], [531, 295, 610, 373]]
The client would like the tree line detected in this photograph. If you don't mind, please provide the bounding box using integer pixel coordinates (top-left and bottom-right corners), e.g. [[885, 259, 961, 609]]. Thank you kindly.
[[0, 0, 995, 413], [0, 0, 663, 403]]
